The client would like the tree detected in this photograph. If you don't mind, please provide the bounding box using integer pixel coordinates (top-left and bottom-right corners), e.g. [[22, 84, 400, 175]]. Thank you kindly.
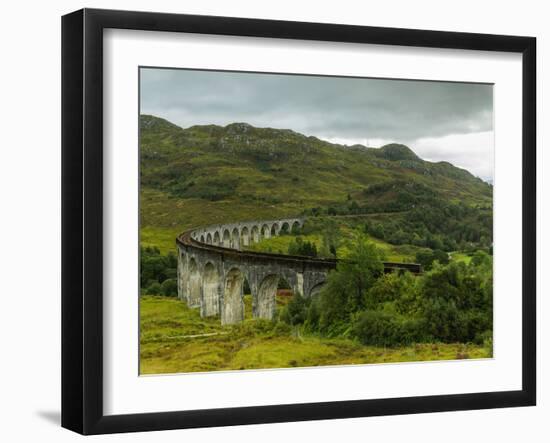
[[366, 271, 416, 309], [316, 235, 384, 333], [416, 260, 492, 342], [352, 310, 422, 347], [370, 223, 385, 239], [280, 292, 309, 325], [140, 247, 178, 293], [321, 218, 341, 257], [471, 250, 491, 267], [349, 200, 360, 214], [288, 237, 318, 257], [432, 249, 450, 266], [415, 249, 449, 271]]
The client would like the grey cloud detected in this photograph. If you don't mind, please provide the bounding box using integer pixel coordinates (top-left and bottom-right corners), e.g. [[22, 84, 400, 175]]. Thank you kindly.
[[140, 67, 494, 179]]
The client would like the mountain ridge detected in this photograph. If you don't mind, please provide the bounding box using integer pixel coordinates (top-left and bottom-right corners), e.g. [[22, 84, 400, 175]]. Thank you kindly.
[[140, 114, 484, 181], [139, 114, 492, 233]]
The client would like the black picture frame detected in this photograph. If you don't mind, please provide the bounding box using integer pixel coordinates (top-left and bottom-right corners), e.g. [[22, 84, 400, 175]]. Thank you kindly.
[[61, 8, 536, 435]]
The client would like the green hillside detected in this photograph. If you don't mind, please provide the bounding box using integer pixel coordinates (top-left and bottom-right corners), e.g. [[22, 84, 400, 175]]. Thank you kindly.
[[139, 114, 493, 373], [140, 114, 492, 254]]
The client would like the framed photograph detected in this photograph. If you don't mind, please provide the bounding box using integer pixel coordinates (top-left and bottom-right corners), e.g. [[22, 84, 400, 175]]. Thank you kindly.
[[61, 8, 536, 435]]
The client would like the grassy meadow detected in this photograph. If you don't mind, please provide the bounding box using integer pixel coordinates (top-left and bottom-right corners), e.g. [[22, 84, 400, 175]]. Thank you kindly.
[[140, 296, 491, 374]]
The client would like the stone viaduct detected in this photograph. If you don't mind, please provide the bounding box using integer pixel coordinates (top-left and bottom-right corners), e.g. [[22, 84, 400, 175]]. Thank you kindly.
[[176, 217, 421, 325]]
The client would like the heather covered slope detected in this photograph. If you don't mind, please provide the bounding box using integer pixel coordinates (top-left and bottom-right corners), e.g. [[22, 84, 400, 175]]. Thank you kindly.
[[140, 114, 492, 252]]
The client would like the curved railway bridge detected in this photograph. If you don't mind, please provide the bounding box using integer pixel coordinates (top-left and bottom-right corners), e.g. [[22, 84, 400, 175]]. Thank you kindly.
[[176, 217, 421, 325]]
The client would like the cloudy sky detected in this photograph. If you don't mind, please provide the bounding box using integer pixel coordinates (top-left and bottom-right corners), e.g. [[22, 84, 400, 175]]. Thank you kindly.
[[140, 68, 494, 181]]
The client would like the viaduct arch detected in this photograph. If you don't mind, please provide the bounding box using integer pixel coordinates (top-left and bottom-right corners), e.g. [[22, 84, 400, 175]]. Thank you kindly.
[[177, 217, 420, 325]]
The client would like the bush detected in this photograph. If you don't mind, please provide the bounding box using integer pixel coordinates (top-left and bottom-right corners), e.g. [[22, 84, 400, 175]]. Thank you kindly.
[[288, 237, 317, 257], [160, 278, 178, 297], [279, 292, 309, 325], [415, 249, 449, 271], [366, 272, 416, 308], [416, 261, 493, 343], [350, 255, 492, 346], [140, 247, 177, 289], [272, 321, 292, 336], [304, 296, 321, 330], [420, 297, 463, 342], [146, 281, 162, 295], [352, 310, 422, 347]]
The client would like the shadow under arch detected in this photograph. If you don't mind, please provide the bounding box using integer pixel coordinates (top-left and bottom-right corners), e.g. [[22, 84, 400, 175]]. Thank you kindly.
[[231, 227, 240, 249], [222, 229, 231, 247], [280, 221, 290, 234], [240, 226, 250, 247], [251, 225, 260, 243]]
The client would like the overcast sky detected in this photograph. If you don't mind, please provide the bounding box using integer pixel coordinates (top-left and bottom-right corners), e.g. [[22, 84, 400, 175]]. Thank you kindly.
[[140, 68, 494, 181]]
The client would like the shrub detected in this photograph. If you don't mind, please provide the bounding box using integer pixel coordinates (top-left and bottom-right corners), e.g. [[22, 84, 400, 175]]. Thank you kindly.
[[140, 247, 177, 289], [160, 278, 178, 297], [416, 261, 493, 343], [415, 249, 449, 271], [272, 321, 292, 336], [420, 297, 463, 342], [279, 292, 309, 325], [366, 271, 416, 308], [352, 310, 422, 347], [304, 295, 321, 330], [288, 237, 317, 257], [352, 256, 493, 346], [146, 281, 162, 295]]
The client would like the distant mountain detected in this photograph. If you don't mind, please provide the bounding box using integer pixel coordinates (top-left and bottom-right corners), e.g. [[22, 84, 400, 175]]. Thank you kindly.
[[375, 143, 420, 162], [139, 115, 492, 230]]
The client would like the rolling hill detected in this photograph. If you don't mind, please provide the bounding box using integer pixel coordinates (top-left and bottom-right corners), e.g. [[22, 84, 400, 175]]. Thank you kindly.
[[139, 114, 492, 253]]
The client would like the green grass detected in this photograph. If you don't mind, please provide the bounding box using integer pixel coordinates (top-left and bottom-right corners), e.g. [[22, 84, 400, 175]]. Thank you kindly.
[[246, 234, 322, 255], [450, 252, 473, 264], [245, 223, 430, 264], [140, 226, 180, 255], [140, 296, 491, 375], [363, 237, 430, 262], [140, 295, 220, 342]]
